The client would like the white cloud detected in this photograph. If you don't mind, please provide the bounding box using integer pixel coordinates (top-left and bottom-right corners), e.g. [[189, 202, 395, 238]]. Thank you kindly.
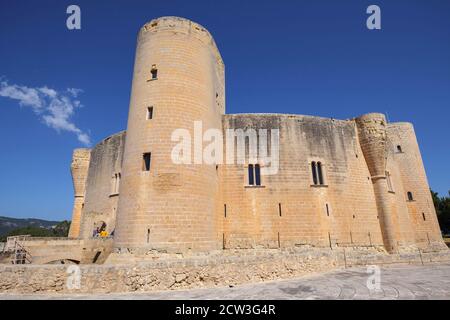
[[0, 80, 91, 146]]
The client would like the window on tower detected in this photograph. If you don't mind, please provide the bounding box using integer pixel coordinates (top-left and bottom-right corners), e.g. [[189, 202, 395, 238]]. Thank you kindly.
[[143, 153, 151, 171], [151, 65, 158, 80], [147, 106, 153, 120]]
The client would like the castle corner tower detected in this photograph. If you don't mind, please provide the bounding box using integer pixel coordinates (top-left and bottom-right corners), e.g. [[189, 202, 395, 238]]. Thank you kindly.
[[113, 17, 225, 253]]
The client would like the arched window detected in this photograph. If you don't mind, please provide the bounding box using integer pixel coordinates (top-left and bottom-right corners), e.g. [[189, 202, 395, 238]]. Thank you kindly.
[[248, 164, 254, 185], [248, 164, 261, 186], [317, 162, 324, 185], [407, 192, 414, 201], [397, 145, 402, 153], [311, 162, 318, 185], [255, 164, 261, 186], [151, 65, 158, 80]]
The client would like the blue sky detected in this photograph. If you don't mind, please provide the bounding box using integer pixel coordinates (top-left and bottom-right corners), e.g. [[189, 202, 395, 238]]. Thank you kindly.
[[0, 0, 449, 220]]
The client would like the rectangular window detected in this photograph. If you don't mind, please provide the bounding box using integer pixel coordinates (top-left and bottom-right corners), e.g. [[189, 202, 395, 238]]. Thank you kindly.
[[224, 204, 227, 218], [278, 203, 282, 217], [143, 153, 151, 171], [248, 164, 254, 185], [248, 164, 262, 186], [147, 107, 153, 120], [255, 164, 261, 186], [151, 67, 158, 80]]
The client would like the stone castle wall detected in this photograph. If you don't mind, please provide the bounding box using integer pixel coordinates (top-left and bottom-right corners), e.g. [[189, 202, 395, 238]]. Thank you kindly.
[[65, 16, 445, 258], [78, 131, 126, 239]]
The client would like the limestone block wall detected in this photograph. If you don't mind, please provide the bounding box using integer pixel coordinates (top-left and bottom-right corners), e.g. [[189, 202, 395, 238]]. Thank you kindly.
[[79, 131, 126, 239], [220, 114, 383, 249], [114, 17, 224, 253], [387, 123, 444, 248], [68, 149, 91, 238]]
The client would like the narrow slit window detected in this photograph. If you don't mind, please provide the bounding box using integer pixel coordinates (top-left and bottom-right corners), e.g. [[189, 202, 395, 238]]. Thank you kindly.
[[255, 164, 261, 186], [326, 203, 330, 216], [278, 203, 282, 217], [422, 212, 426, 221], [143, 153, 151, 171], [248, 164, 254, 185], [311, 162, 318, 185], [224, 204, 227, 218], [147, 107, 153, 120]]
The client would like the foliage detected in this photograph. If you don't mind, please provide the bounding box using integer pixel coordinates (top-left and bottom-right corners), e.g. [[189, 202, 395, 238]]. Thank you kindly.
[[0, 220, 71, 242], [432, 190, 450, 235]]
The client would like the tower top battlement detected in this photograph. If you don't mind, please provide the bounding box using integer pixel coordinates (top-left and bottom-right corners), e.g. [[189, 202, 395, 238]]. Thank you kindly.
[[139, 16, 224, 68]]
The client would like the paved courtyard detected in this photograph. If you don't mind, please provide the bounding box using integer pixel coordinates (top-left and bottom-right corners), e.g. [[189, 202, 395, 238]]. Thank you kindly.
[[1, 263, 450, 300]]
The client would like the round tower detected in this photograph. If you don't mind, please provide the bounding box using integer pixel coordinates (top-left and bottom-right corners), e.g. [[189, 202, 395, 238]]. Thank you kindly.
[[355, 113, 398, 253], [114, 17, 225, 253], [68, 148, 91, 238]]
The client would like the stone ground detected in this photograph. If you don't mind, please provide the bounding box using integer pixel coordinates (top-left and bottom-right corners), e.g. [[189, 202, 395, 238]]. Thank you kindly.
[[1, 263, 450, 300]]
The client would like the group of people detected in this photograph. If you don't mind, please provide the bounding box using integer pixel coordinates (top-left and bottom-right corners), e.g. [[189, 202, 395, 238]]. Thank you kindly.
[[92, 227, 109, 238]]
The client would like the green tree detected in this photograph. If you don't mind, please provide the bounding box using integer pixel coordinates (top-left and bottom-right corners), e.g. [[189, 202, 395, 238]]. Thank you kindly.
[[432, 189, 450, 235], [0, 220, 71, 242]]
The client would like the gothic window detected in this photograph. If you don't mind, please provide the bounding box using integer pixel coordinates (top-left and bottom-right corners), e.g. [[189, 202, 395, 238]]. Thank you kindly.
[[248, 164, 261, 186], [311, 161, 325, 186]]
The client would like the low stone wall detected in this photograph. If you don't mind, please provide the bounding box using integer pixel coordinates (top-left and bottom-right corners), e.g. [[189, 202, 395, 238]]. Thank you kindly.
[[0, 247, 449, 294]]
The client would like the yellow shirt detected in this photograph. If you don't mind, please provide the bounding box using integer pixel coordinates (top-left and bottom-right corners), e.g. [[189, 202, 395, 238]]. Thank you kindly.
[[100, 231, 108, 237]]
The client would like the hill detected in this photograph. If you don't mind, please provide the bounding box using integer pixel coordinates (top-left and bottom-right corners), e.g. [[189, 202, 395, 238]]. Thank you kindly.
[[0, 216, 62, 239]]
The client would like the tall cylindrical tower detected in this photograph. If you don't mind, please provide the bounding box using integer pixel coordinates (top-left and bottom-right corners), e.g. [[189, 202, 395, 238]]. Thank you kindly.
[[68, 148, 91, 238], [114, 17, 225, 253], [356, 113, 398, 253]]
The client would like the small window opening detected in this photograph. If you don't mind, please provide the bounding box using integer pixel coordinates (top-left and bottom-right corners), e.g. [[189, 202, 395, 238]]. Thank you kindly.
[[224, 204, 227, 218], [407, 192, 414, 201], [147, 106, 153, 120], [397, 145, 402, 153], [422, 212, 426, 221], [278, 203, 282, 217], [151, 65, 158, 79], [147, 229, 150, 243], [326, 204, 330, 216], [143, 153, 151, 171]]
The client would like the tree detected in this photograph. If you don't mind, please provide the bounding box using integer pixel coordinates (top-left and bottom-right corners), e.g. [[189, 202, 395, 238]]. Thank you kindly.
[[432, 189, 450, 235], [0, 220, 71, 242]]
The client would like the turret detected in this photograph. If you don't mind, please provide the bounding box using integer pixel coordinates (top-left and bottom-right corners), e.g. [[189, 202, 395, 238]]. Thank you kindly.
[[68, 148, 91, 238], [113, 17, 225, 253], [355, 113, 398, 252]]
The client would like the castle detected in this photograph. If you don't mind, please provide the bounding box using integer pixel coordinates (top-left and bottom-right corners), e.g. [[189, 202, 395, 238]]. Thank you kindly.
[[68, 16, 445, 258]]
